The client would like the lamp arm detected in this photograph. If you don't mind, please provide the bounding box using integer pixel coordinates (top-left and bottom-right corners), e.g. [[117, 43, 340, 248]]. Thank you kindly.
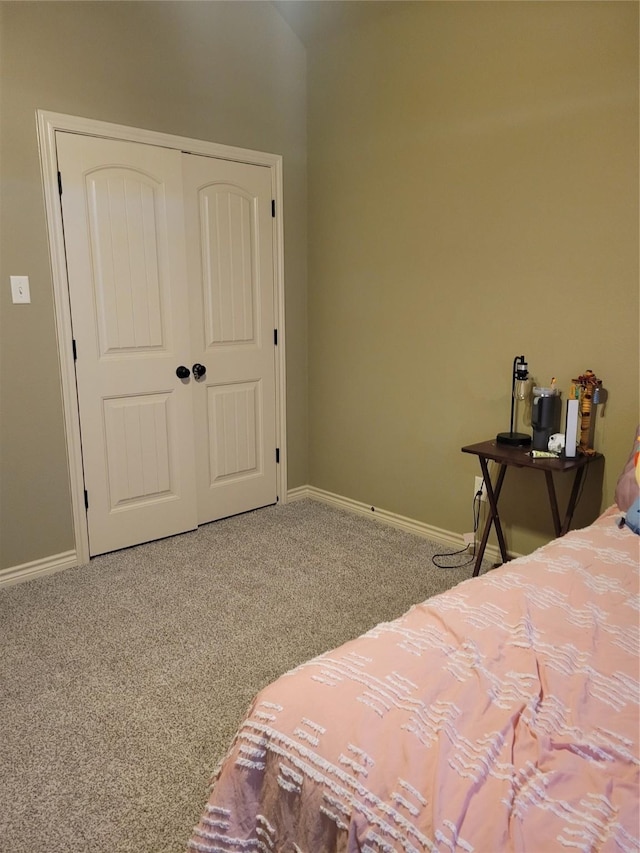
[[508, 355, 518, 435]]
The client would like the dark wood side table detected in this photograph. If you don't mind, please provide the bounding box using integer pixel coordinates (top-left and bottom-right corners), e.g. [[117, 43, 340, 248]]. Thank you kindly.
[[461, 440, 603, 577]]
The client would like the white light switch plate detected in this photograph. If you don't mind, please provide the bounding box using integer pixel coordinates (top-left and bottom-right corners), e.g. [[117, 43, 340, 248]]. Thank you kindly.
[[10, 276, 31, 304]]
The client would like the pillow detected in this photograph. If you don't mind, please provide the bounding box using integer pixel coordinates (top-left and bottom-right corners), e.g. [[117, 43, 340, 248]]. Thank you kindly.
[[615, 425, 640, 513], [625, 496, 640, 535]]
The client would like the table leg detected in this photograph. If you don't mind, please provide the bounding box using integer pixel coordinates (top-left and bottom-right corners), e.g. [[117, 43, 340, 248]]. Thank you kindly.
[[544, 470, 562, 538], [560, 467, 586, 536], [473, 461, 508, 577]]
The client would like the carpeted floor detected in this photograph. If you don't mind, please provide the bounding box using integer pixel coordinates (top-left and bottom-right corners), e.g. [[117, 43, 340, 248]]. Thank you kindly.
[[0, 499, 478, 853]]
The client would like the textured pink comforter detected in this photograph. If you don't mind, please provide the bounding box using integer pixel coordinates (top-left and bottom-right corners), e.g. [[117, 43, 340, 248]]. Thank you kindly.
[[189, 506, 639, 852]]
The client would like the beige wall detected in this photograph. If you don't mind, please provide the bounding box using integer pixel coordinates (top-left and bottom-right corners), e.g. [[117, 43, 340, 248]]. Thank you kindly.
[[307, 1, 639, 554], [0, 1, 308, 569], [1, 1, 638, 573]]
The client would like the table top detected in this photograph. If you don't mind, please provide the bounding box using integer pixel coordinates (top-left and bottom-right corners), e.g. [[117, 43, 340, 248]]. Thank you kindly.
[[461, 439, 603, 473]]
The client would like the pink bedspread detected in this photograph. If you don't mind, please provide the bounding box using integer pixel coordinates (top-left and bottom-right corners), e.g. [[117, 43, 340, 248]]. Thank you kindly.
[[189, 506, 639, 852]]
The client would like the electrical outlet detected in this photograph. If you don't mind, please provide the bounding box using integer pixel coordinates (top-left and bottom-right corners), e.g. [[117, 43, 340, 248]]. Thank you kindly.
[[463, 532, 475, 546], [474, 476, 487, 502]]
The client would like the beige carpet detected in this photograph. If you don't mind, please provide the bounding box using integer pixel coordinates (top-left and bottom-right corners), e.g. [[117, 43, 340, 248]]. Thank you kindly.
[[0, 499, 477, 853]]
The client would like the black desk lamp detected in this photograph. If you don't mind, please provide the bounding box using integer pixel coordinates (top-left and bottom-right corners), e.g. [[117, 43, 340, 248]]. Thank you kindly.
[[496, 355, 532, 447]]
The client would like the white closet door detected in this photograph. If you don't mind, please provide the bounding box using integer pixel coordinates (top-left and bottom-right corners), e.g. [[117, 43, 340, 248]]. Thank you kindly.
[[182, 154, 277, 524], [57, 132, 197, 555]]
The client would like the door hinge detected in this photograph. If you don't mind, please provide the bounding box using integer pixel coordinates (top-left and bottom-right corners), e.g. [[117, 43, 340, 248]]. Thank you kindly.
[[274, 329, 278, 346], [84, 489, 89, 510], [72, 339, 77, 361], [271, 199, 276, 218], [58, 171, 63, 196], [276, 448, 280, 464]]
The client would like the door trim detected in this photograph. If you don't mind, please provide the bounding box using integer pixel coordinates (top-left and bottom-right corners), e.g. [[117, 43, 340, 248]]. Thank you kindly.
[[37, 110, 288, 565]]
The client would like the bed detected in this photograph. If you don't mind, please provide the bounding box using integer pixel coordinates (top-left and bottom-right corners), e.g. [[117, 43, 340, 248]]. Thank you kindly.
[[188, 442, 640, 852]]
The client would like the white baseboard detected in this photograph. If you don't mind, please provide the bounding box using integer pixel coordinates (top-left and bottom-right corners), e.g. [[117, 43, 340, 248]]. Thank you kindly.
[[0, 490, 514, 588], [0, 550, 79, 588], [287, 485, 509, 565]]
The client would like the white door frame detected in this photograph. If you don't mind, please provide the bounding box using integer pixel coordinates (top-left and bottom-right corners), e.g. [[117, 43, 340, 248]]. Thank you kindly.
[[37, 110, 288, 566]]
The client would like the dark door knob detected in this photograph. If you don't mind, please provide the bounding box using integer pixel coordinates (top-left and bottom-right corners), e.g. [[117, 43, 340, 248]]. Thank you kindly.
[[192, 363, 206, 380], [176, 365, 190, 379]]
